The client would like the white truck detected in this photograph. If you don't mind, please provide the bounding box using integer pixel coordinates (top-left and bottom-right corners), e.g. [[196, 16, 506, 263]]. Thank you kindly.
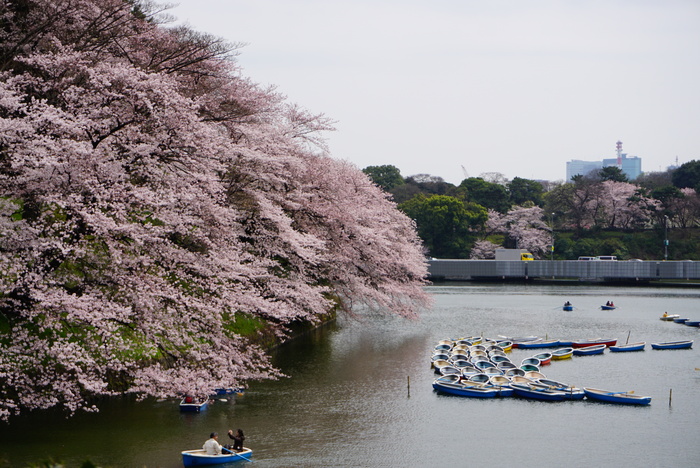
[[495, 248, 535, 261]]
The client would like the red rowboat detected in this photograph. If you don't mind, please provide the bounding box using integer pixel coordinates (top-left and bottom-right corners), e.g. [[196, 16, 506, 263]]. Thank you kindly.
[[571, 338, 617, 348]]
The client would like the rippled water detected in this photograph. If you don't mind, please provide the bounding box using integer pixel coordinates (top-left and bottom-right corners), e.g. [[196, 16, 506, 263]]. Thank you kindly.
[[1, 283, 699, 467]]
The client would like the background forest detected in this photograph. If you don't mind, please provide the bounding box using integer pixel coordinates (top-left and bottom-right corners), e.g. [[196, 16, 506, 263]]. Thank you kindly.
[[363, 162, 700, 261]]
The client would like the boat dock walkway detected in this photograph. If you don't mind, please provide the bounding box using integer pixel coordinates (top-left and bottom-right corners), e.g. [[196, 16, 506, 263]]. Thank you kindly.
[[428, 259, 700, 283]]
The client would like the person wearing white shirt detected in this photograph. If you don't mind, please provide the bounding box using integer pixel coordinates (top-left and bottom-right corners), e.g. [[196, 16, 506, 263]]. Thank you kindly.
[[203, 432, 222, 455]]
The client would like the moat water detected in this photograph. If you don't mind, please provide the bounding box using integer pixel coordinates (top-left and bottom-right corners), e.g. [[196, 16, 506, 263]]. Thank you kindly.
[[1, 283, 699, 467]]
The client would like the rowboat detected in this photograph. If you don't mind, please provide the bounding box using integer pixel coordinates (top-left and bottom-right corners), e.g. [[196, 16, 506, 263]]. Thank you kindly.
[[474, 360, 497, 370], [535, 379, 585, 400], [600, 305, 616, 310], [212, 387, 243, 396], [684, 320, 700, 327], [520, 364, 540, 372], [432, 379, 501, 398], [182, 447, 253, 466], [673, 317, 689, 324], [532, 352, 552, 365], [179, 398, 209, 412], [511, 383, 568, 401], [551, 347, 574, 360], [572, 338, 617, 348], [583, 388, 651, 405], [521, 357, 541, 367], [516, 339, 561, 349], [496, 340, 513, 352], [438, 366, 461, 377], [504, 368, 526, 377], [432, 359, 451, 373], [563, 305, 573, 311], [573, 344, 606, 356], [452, 359, 472, 368], [484, 367, 505, 376], [468, 373, 491, 383], [431, 353, 450, 362], [497, 361, 517, 371], [650, 340, 693, 350], [523, 370, 547, 380], [609, 342, 646, 352], [660, 314, 680, 321], [488, 375, 515, 397], [490, 354, 510, 363]]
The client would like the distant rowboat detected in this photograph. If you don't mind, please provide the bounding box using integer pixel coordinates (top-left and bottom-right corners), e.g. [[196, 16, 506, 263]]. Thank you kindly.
[[651, 340, 693, 350], [583, 388, 651, 405], [573, 344, 606, 356], [551, 347, 574, 360], [572, 338, 617, 348], [609, 342, 645, 352]]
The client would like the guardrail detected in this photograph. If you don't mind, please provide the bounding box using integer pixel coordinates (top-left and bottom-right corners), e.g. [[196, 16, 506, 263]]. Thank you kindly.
[[428, 259, 700, 282]]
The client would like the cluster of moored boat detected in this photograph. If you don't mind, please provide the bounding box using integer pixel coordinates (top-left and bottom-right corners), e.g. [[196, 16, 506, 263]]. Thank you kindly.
[[660, 313, 700, 327], [429, 334, 690, 405]]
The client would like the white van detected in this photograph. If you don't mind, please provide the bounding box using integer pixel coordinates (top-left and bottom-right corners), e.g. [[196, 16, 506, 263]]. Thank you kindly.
[[594, 256, 617, 261]]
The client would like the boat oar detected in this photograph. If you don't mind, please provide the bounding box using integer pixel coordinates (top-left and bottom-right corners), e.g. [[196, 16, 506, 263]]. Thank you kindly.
[[223, 447, 253, 463]]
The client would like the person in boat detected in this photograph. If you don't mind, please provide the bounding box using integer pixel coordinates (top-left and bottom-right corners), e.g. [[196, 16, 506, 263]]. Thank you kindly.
[[606, 301, 611, 306], [564, 301, 571, 306], [227, 429, 245, 452], [203, 432, 223, 455], [610, 301, 614, 307], [663, 311, 668, 317]]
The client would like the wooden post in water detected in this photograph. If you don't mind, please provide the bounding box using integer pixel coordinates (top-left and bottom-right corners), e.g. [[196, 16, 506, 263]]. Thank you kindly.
[[407, 375, 410, 398], [669, 388, 672, 407], [626, 330, 631, 344]]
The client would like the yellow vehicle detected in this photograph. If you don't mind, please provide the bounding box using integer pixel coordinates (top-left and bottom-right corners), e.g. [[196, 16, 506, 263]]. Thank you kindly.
[[495, 249, 535, 261]]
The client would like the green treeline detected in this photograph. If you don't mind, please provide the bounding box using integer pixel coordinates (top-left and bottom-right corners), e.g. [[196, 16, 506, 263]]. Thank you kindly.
[[363, 161, 700, 260]]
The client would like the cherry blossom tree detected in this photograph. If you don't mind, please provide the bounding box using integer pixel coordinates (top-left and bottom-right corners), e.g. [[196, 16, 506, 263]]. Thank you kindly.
[[0, 0, 429, 420], [479, 206, 551, 258], [586, 181, 658, 229]]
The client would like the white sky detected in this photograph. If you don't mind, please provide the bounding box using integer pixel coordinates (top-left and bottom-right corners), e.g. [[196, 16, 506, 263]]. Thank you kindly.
[[169, 0, 700, 184]]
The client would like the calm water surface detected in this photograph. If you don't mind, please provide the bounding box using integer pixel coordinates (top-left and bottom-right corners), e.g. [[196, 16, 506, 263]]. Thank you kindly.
[[1, 283, 699, 467]]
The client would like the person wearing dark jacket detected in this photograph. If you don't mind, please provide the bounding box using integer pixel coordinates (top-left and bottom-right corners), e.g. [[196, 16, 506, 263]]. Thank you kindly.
[[227, 429, 245, 452]]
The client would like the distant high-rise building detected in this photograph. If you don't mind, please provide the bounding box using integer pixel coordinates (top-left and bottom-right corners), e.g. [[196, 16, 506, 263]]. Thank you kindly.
[[602, 153, 642, 180], [566, 160, 603, 181], [566, 141, 642, 181]]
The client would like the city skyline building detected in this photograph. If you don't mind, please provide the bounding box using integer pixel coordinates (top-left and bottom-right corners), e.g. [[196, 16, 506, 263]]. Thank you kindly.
[[566, 141, 642, 181]]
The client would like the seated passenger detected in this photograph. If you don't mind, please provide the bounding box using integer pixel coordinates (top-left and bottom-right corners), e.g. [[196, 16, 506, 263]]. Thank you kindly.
[[203, 432, 222, 456]]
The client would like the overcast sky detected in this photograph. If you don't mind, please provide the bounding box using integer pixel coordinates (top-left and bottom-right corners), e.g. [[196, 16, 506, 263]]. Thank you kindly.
[[169, 0, 700, 184]]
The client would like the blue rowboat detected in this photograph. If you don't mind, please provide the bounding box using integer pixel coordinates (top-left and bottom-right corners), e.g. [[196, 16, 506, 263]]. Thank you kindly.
[[573, 344, 606, 356], [673, 317, 689, 324], [650, 340, 693, 350], [521, 357, 541, 367], [510, 383, 568, 401], [563, 305, 573, 311], [519, 363, 540, 372], [600, 305, 616, 310], [432, 380, 500, 398], [535, 379, 585, 400], [684, 320, 700, 327], [182, 447, 253, 466], [179, 398, 208, 413], [610, 342, 645, 352], [516, 339, 561, 349], [583, 388, 651, 405]]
